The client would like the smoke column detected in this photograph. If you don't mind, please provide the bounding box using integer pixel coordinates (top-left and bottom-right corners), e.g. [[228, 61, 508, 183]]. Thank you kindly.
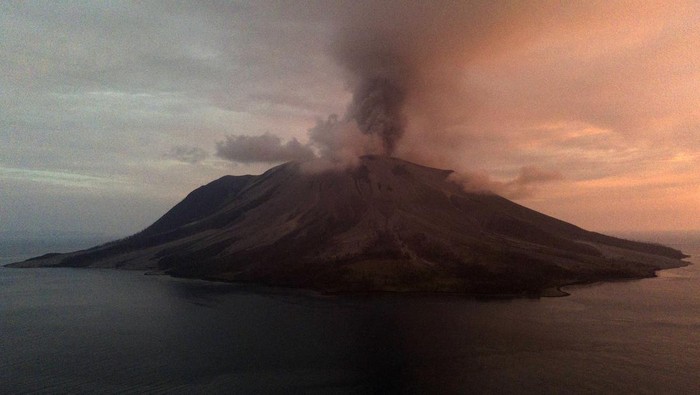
[[328, 0, 550, 159], [348, 77, 406, 155], [219, 1, 580, 192], [219, 1, 556, 163]]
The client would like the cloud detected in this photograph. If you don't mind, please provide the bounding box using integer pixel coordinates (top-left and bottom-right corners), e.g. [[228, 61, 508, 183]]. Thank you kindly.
[[504, 166, 564, 199], [308, 115, 383, 159], [166, 145, 208, 164], [0, 166, 119, 189], [216, 133, 315, 163], [450, 166, 563, 199], [216, 114, 385, 167]]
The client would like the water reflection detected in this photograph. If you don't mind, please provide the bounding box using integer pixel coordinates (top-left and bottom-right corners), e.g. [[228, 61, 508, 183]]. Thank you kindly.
[[2, 250, 700, 393]]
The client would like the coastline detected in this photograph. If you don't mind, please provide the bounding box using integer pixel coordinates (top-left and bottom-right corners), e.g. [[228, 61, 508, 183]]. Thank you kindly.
[[4, 242, 692, 299], [195, 261, 692, 299]]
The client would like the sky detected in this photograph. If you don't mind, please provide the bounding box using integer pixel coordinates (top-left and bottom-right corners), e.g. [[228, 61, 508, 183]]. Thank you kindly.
[[1, 1, 699, 238]]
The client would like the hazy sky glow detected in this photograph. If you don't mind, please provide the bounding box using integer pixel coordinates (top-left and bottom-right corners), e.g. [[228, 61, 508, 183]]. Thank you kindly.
[[1, 1, 699, 236]]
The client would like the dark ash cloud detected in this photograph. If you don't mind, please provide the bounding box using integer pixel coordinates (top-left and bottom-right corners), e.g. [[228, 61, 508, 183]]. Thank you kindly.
[[347, 77, 406, 155], [216, 133, 315, 163], [216, 114, 385, 166], [326, 0, 547, 158]]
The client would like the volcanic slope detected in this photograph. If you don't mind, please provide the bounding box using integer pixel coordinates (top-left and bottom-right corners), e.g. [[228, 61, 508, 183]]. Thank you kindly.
[[9, 156, 688, 294]]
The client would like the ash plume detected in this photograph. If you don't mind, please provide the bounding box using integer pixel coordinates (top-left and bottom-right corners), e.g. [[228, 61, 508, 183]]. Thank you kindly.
[[217, 1, 544, 163], [449, 166, 563, 199], [346, 77, 406, 155], [218, 1, 570, 192], [326, 0, 550, 159]]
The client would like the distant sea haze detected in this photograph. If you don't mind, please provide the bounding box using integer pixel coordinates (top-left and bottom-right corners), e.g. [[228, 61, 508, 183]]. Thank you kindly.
[[1, 230, 698, 393], [0, 235, 113, 266]]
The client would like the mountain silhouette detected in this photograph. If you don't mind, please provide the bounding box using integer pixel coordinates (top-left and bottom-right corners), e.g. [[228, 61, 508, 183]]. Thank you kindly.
[[8, 156, 688, 295]]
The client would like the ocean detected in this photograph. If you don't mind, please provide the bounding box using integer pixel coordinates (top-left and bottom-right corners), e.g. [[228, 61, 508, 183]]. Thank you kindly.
[[1, 231, 699, 393]]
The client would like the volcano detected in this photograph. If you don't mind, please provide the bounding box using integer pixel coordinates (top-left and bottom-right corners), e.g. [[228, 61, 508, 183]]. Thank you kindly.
[[9, 156, 688, 295]]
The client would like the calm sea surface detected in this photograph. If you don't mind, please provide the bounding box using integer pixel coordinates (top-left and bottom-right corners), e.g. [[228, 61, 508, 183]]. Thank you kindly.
[[1, 231, 699, 394]]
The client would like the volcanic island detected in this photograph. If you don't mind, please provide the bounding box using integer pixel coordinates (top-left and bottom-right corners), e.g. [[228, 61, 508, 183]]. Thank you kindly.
[[7, 156, 689, 296]]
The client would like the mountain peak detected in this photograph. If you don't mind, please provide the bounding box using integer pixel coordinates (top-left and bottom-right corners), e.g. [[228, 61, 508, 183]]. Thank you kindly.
[[8, 156, 688, 295]]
